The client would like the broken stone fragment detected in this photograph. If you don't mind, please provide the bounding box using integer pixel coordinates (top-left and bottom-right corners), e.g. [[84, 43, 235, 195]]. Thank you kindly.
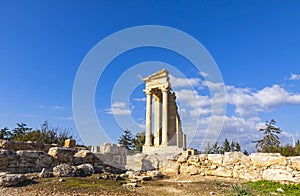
[[0, 173, 26, 187]]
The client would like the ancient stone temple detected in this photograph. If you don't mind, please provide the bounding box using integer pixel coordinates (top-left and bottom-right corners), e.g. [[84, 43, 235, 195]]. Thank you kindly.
[[142, 69, 186, 154]]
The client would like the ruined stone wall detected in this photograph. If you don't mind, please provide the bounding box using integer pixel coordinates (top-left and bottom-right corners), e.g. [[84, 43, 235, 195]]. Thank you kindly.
[[159, 152, 300, 182], [0, 139, 57, 152], [93, 143, 127, 169], [0, 147, 102, 174]]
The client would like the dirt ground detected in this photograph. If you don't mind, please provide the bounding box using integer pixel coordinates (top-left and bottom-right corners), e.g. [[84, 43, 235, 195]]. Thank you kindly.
[[0, 174, 247, 196]]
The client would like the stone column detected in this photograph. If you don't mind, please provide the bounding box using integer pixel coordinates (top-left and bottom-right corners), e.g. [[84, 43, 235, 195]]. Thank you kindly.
[[154, 95, 162, 146], [161, 88, 168, 145], [176, 115, 179, 147], [145, 90, 153, 146], [183, 134, 186, 149]]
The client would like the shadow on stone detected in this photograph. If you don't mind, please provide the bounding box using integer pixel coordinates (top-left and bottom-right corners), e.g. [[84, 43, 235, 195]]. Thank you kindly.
[[13, 179, 38, 187]]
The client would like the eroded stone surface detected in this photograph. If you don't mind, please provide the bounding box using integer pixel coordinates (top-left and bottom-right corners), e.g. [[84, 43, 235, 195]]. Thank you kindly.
[[250, 153, 287, 167], [289, 156, 300, 171], [48, 147, 76, 163], [0, 173, 26, 187], [262, 169, 294, 182]]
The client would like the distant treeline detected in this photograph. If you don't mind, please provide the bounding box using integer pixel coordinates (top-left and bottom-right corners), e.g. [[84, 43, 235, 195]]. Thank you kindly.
[[0, 121, 73, 146]]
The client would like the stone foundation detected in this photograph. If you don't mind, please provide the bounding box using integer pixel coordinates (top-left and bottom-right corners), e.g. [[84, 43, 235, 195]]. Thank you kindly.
[[142, 145, 185, 155], [159, 152, 300, 182]]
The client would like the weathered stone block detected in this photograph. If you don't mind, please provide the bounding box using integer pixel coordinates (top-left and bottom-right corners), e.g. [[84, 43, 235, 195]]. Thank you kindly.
[[177, 155, 187, 163], [100, 143, 127, 155], [206, 167, 233, 178], [223, 152, 250, 166], [288, 156, 300, 171], [16, 150, 53, 172], [52, 163, 75, 177], [262, 169, 294, 182], [250, 153, 287, 167], [180, 164, 200, 175], [73, 150, 96, 165], [0, 139, 55, 152], [207, 154, 223, 166], [74, 164, 94, 177], [238, 167, 263, 180], [160, 162, 180, 174], [48, 147, 76, 163], [64, 139, 76, 148], [146, 170, 163, 178], [0, 150, 16, 170], [0, 173, 26, 187]]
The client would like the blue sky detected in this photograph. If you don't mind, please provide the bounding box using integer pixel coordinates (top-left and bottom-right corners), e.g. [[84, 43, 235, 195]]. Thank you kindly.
[[0, 1, 300, 151]]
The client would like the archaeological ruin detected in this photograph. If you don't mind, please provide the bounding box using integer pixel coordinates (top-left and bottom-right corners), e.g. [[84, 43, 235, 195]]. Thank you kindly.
[[141, 69, 186, 154]]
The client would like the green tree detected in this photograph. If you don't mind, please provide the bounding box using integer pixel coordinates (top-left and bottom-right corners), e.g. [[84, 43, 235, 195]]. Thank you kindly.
[[204, 142, 212, 154], [230, 141, 235, 152], [253, 119, 282, 153], [211, 141, 220, 154], [295, 140, 300, 155], [222, 138, 231, 153], [12, 123, 32, 141], [118, 129, 135, 150], [6, 121, 73, 145], [230, 141, 241, 152], [0, 127, 11, 139], [133, 131, 145, 152], [243, 150, 249, 155], [235, 142, 241, 152]]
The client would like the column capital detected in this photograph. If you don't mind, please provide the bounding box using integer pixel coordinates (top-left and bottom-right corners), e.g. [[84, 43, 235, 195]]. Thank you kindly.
[[161, 87, 169, 92], [144, 89, 153, 95]]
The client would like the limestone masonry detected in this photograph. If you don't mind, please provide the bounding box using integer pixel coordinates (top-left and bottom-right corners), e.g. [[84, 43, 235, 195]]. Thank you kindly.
[[2, 139, 300, 184], [142, 69, 186, 154]]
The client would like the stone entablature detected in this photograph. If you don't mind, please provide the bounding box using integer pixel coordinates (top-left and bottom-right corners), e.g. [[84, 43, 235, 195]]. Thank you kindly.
[[142, 69, 186, 153]]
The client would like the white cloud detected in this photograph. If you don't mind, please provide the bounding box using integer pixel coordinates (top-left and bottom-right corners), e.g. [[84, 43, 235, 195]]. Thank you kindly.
[[190, 108, 211, 117], [200, 71, 209, 77], [289, 73, 300, 80], [133, 97, 146, 102], [132, 75, 300, 151], [111, 102, 126, 108], [40, 105, 65, 110], [53, 116, 73, 121], [174, 79, 300, 151], [106, 101, 131, 115], [226, 84, 300, 116], [176, 89, 211, 108], [189, 115, 265, 151], [169, 75, 202, 88]]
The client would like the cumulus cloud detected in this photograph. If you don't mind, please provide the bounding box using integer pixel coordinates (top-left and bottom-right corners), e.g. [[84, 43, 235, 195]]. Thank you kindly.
[[132, 75, 300, 151], [133, 97, 146, 102], [169, 75, 202, 88], [189, 115, 265, 151], [227, 84, 300, 116], [289, 73, 300, 80], [176, 89, 211, 108], [105, 101, 131, 115], [169, 75, 300, 151]]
